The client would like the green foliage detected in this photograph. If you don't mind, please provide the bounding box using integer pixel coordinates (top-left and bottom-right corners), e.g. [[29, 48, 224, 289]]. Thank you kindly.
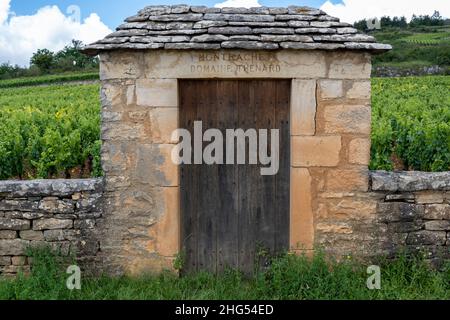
[[371, 76, 450, 171], [53, 40, 99, 72], [0, 248, 448, 300], [30, 49, 55, 73], [0, 76, 448, 180], [353, 12, 450, 71], [0, 84, 101, 179], [1, 40, 98, 80], [0, 72, 99, 89], [372, 26, 450, 69], [354, 11, 445, 31], [0, 63, 41, 80]]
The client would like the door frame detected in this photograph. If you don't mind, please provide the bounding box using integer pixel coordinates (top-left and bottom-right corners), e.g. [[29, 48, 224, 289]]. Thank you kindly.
[[172, 78, 315, 266]]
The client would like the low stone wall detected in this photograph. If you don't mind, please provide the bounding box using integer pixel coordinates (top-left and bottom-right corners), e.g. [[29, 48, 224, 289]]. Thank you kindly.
[[316, 171, 449, 268], [373, 65, 449, 77], [0, 179, 103, 277], [372, 171, 450, 267], [1, 172, 449, 276]]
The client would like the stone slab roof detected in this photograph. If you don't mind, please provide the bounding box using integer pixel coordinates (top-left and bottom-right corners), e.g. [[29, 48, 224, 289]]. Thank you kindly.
[[81, 5, 392, 55]]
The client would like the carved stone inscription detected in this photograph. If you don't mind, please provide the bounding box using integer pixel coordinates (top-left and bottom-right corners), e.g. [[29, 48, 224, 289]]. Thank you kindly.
[[190, 52, 282, 74]]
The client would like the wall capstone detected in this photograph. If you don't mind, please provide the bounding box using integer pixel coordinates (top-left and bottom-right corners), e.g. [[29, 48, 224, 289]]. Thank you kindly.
[[371, 171, 450, 192]]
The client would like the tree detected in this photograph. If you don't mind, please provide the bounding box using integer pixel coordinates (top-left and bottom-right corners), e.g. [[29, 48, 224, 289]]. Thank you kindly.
[[30, 49, 54, 73], [353, 19, 368, 31], [54, 40, 98, 71]]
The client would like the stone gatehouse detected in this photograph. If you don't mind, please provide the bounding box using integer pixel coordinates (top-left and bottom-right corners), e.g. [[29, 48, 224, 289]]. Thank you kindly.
[[0, 5, 448, 277]]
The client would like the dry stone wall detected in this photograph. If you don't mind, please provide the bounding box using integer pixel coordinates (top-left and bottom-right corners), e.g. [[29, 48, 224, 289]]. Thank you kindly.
[[316, 171, 450, 268], [0, 172, 448, 276], [0, 179, 103, 277]]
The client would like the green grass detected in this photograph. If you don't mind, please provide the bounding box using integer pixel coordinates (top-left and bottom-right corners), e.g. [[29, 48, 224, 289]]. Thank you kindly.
[[0, 248, 448, 300], [0, 72, 99, 89]]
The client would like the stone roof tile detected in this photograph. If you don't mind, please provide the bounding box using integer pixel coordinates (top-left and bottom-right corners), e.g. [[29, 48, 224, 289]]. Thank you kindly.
[[81, 4, 392, 55]]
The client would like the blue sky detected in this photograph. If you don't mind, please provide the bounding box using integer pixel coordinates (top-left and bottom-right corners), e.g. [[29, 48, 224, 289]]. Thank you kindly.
[[10, 0, 332, 29]]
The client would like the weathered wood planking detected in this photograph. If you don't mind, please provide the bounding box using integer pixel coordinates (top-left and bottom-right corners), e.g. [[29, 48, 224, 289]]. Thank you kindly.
[[180, 79, 290, 275]]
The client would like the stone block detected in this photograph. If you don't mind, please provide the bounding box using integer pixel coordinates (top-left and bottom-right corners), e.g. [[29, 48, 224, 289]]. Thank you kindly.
[[38, 198, 74, 214], [0, 239, 29, 256], [1, 265, 30, 275], [291, 79, 316, 136], [128, 111, 148, 122], [144, 50, 327, 79], [101, 82, 125, 110], [0, 218, 30, 231], [416, 191, 444, 204], [149, 108, 179, 144], [134, 144, 179, 187], [348, 138, 371, 165], [0, 199, 39, 212], [424, 204, 450, 220], [316, 223, 353, 234], [319, 80, 343, 99], [328, 52, 371, 79], [387, 221, 423, 233], [0, 230, 17, 239], [323, 105, 371, 135], [424, 220, 450, 231], [370, 171, 450, 192], [33, 219, 73, 231], [325, 168, 369, 192], [292, 136, 341, 167], [327, 198, 377, 218], [346, 81, 371, 99], [136, 79, 178, 107], [153, 187, 180, 257], [406, 230, 446, 246], [290, 168, 314, 250], [74, 219, 96, 229], [101, 123, 146, 141], [99, 51, 144, 80], [43, 230, 80, 242], [377, 203, 424, 222], [101, 142, 136, 173], [0, 256, 11, 266], [102, 112, 123, 122], [385, 193, 415, 202], [11, 256, 26, 266], [3, 211, 44, 220], [19, 230, 44, 241]]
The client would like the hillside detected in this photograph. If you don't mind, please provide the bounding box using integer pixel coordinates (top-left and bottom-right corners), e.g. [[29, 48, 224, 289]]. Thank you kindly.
[[370, 25, 450, 76]]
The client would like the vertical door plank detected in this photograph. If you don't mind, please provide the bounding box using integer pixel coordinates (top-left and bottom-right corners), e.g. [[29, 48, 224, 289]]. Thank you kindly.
[[254, 80, 277, 270], [180, 80, 199, 274], [237, 80, 257, 274], [197, 80, 218, 273], [216, 80, 240, 272], [274, 80, 291, 253]]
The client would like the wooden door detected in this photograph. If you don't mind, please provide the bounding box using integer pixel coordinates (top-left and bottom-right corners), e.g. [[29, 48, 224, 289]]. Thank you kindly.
[[179, 79, 290, 274]]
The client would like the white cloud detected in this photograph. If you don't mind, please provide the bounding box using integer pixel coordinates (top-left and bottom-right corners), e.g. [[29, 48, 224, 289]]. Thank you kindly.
[[0, 0, 9, 24], [0, 0, 111, 66], [321, 0, 450, 24], [215, 0, 262, 8]]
